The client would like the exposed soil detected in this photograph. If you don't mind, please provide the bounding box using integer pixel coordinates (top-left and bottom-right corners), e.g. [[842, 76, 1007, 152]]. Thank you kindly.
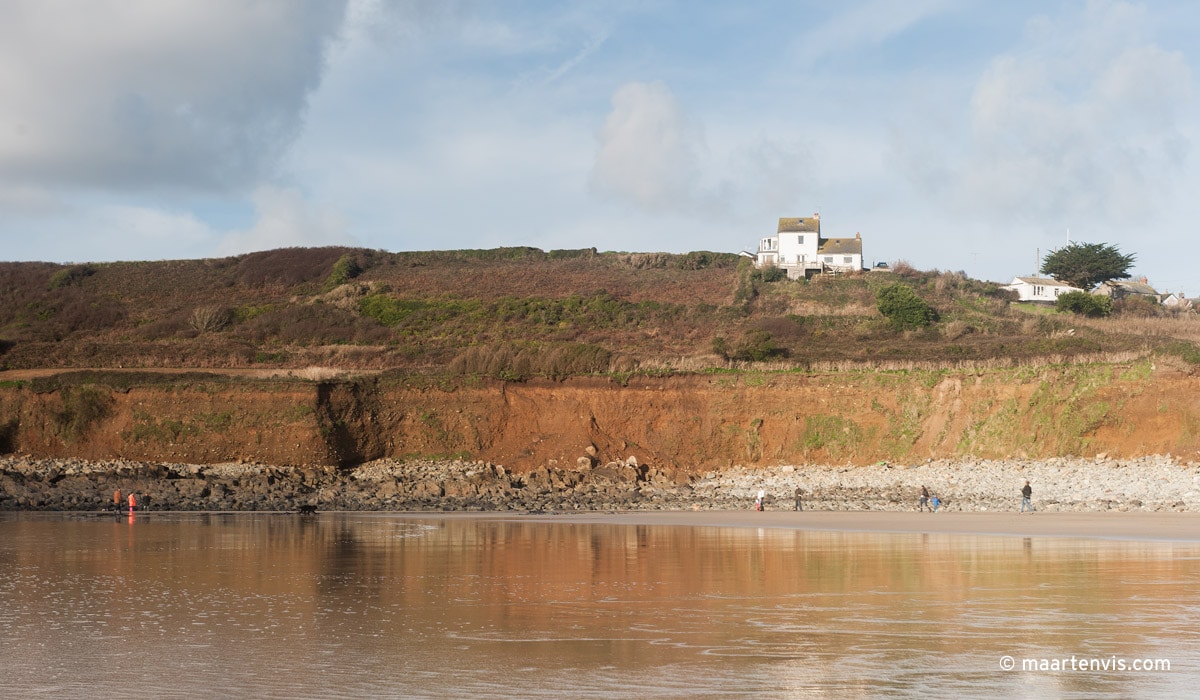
[[2, 359, 1199, 473]]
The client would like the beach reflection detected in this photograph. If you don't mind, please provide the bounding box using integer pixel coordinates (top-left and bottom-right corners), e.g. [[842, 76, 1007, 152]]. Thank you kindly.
[[0, 513, 1196, 698]]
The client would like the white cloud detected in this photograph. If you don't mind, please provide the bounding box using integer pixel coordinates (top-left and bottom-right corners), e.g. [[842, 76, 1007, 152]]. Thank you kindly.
[[949, 0, 1193, 226], [0, 0, 348, 193], [590, 81, 705, 212], [216, 186, 352, 256]]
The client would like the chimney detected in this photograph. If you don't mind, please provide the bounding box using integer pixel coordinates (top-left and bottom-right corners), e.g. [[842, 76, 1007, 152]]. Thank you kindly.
[[855, 232, 861, 239]]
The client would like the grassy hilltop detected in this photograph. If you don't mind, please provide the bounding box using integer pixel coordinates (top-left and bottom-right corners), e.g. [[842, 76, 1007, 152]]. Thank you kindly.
[[2, 246, 1199, 376]]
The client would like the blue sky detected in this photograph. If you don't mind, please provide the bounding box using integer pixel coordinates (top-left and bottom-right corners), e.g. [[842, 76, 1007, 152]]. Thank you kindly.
[[1, 0, 1198, 291]]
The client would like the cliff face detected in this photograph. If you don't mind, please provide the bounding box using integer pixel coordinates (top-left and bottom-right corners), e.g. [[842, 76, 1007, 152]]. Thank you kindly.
[[2, 360, 1198, 471]]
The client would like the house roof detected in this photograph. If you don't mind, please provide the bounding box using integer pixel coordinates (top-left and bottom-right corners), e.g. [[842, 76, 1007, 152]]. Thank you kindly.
[[1009, 276, 1077, 288], [777, 217, 820, 233], [818, 237, 862, 255], [1103, 280, 1159, 295]]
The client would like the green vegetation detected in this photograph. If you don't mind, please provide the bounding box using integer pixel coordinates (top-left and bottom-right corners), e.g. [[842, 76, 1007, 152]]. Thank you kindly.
[[875, 283, 937, 329], [323, 253, 363, 291], [1055, 291, 1113, 317], [48, 264, 97, 289]]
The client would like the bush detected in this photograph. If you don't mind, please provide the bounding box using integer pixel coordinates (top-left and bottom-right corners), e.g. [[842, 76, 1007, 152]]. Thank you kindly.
[[1055, 291, 1112, 317], [876, 283, 937, 329], [323, 253, 363, 291], [753, 266, 788, 283], [714, 330, 784, 362], [48, 264, 97, 289], [189, 305, 233, 332]]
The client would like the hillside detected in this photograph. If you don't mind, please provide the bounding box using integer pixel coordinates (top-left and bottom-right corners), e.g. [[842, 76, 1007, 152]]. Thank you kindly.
[[3, 245, 1199, 376], [5, 247, 1200, 471]]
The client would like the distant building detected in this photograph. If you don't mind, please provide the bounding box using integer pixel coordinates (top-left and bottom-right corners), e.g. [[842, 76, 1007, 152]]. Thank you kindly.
[[1003, 276, 1083, 303], [1095, 279, 1159, 301], [1161, 292, 1194, 310], [752, 214, 863, 279]]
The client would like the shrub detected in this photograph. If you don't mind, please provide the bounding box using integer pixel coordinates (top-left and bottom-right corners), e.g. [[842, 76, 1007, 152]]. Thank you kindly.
[[714, 330, 784, 362], [876, 283, 937, 329], [753, 265, 788, 283], [1055, 291, 1112, 317], [323, 253, 362, 291], [48, 264, 97, 289], [189, 305, 233, 332]]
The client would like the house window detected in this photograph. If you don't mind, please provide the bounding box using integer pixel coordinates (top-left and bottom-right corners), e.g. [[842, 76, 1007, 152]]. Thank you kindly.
[[843, 256, 852, 264], [824, 256, 834, 263], [1034, 286, 1044, 296], [798, 235, 804, 245]]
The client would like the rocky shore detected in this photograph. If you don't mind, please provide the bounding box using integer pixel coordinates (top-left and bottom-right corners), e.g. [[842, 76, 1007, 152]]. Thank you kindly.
[[4, 452, 1200, 513]]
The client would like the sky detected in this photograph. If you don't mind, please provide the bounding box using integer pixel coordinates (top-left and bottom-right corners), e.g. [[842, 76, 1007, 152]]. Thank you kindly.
[[1, 0, 1198, 291]]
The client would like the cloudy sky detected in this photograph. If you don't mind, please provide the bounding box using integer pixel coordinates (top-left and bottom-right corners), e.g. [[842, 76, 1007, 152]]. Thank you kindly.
[[2, 0, 1198, 290]]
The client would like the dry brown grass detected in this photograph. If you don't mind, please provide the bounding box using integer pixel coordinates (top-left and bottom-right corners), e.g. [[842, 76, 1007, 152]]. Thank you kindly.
[[1068, 313, 1200, 343]]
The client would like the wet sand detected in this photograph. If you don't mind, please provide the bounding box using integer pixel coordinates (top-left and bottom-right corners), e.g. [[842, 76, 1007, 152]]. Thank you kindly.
[[483, 510, 1200, 542]]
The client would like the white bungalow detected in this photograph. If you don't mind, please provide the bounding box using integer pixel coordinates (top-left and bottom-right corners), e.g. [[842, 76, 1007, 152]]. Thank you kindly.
[[753, 214, 863, 279], [1002, 276, 1083, 303]]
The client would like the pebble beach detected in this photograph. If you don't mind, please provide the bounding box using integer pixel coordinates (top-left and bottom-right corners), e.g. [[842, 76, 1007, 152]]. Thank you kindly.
[[3, 453, 1200, 515]]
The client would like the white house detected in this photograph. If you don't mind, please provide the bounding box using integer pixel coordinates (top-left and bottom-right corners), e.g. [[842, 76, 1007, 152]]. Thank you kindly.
[[1161, 292, 1195, 310], [754, 214, 863, 279], [1002, 276, 1083, 303]]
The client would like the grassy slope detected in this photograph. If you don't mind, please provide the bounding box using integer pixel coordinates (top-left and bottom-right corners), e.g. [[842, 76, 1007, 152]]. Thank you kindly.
[[1, 246, 1199, 375]]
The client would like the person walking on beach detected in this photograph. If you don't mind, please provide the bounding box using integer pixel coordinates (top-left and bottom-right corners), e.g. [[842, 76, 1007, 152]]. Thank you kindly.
[[919, 485, 930, 512], [1020, 480, 1034, 513], [794, 486, 803, 511], [755, 489, 765, 511], [112, 488, 122, 512]]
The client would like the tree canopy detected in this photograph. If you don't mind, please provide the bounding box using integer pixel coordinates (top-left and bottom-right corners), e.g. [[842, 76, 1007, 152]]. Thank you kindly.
[[1040, 242, 1135, 290]]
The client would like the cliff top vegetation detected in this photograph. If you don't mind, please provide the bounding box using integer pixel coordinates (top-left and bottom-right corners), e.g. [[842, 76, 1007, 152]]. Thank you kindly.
[[2, 246, 1199, 378]]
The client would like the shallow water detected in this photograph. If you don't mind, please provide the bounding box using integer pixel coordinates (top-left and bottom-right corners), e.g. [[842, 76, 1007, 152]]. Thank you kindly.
[[0, 512, 1196, 698]]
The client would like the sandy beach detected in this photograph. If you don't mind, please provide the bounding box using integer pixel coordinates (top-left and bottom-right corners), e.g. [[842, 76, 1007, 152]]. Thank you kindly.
[[479, 510, 1200, 542]]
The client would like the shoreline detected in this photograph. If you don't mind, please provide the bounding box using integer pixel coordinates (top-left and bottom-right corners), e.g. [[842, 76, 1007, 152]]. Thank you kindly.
[[4, 453, 1200, 517]]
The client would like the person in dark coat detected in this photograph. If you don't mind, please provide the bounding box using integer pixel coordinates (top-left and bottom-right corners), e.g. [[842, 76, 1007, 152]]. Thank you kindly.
[[1020, 480, 1034, 513]]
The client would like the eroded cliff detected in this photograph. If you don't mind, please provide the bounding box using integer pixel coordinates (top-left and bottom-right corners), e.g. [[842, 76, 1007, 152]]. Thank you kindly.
[[1, 359, 1198, 471]]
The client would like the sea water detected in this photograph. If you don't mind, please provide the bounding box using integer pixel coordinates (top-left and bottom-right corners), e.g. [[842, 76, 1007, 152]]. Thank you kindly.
[[1, 512, 1196, 698]]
